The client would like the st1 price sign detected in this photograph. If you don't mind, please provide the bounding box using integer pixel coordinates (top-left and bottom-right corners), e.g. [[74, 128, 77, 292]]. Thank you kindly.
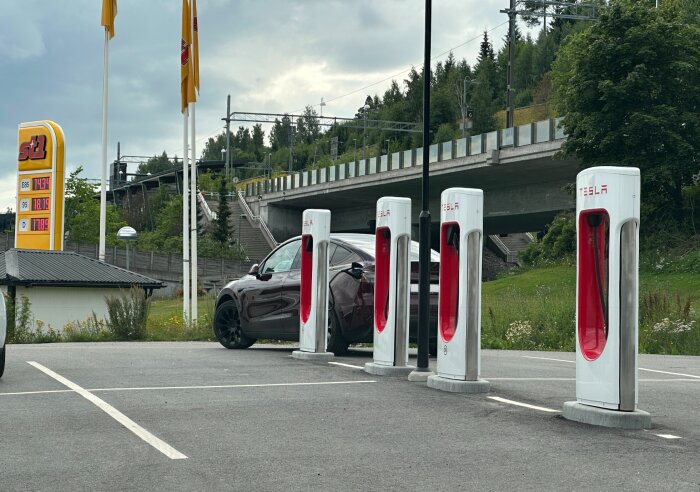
[[15, 121, 65, 251]]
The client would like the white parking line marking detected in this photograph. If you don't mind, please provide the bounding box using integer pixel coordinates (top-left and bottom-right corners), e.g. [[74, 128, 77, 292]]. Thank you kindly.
[[0, 389, 75, 396], [638, 368, 700, 379], [523, 355, 575, 364], [640, 378, 700, 382], [27, 361, 188, 460], [488, 377, 574, 381], [488, 396, 560, 413], [523, 356, 700, 379], [88, 380, 377, 392], [1, 380, 378, 397], [485, 378, 699, 383], [655, 433, 682, 439], [328, 362, 365, 370]]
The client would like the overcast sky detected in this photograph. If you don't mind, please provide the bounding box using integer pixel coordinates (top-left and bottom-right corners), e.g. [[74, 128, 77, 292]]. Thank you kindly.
[[0, 0, 517, 210]]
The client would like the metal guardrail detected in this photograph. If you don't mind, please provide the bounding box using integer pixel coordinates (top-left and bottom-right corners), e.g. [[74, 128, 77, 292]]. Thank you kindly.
[[244, 117, 566, 199], [489, 235, 519, 264], [197, 191, 217, 221], [237, 190, 278, 248]]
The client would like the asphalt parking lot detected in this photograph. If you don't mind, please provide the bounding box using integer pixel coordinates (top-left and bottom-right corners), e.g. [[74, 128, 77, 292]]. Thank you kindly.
[[1, 342, 698, 491]]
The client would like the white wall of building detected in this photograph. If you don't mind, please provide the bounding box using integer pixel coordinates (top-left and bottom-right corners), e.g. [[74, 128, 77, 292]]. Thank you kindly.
[[7, 286, 119, 332]]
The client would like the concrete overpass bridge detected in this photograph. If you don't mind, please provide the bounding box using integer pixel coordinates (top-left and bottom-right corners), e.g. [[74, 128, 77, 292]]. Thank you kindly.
[[242, 118, 579, 243]]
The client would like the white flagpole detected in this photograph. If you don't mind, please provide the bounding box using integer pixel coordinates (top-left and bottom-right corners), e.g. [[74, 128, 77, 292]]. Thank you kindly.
[[182, 109, 190, 322], [190, 102, 198, 322], [99, 28, 109, 262]]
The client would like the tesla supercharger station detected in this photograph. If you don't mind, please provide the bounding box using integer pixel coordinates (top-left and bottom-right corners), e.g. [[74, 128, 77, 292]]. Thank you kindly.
[[427, 188, 489, 393], [364, 197, 414, 376], [292, 209, 334, 361], [563, 166, 650, 429]]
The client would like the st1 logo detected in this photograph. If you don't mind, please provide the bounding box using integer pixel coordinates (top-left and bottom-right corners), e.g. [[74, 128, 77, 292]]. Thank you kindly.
[[18, 135, 47, 161]]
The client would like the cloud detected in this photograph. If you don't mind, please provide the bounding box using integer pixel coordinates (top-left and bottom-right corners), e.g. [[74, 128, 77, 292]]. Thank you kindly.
[[1, 0, 517, 196]]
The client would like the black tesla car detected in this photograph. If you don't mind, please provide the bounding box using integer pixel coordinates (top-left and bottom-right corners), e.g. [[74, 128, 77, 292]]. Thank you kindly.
[[213, 233, 439, 355]]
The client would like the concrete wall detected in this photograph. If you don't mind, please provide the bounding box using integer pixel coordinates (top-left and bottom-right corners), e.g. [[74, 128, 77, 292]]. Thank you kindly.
[[7, 286, 118, 332]]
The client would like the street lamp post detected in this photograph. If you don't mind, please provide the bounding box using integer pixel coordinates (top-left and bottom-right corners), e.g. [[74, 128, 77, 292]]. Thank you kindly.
[[117, 226, 138, 270], [363, 104, 370, 160], [462, 78, 478, 138], [411, 0, 433, 380], [385, 139, 391, 154], [353, 138, 357, 163]]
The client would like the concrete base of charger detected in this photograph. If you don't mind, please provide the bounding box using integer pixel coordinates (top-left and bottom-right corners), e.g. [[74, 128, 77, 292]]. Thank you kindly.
[[291, 350, 334, 362], [407, 369, 435, 382], [364, 362, 415, 376], [562, 401, 651, 430], [427, 375, 491, 394]]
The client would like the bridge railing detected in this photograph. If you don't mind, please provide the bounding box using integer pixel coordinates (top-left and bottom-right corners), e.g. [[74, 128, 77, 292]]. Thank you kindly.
[[244, 117, 565, 199]]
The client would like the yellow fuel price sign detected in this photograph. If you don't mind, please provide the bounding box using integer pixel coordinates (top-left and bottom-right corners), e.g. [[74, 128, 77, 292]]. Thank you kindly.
[[15, 121, 65, 251]]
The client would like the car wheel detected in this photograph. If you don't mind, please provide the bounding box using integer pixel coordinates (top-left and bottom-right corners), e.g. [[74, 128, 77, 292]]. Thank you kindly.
[[0, 344, 5, 379], [327, 310, 349, 356], [214, 300, 256, 349]]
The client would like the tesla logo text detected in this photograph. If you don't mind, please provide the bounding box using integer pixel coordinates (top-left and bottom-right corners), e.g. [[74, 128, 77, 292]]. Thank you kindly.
[[303, 219, 313, 226], [442, 202, 459, 211], [18, 135, 47, 161], [580, 184, 608, 196], [377, 210, 391, 218]]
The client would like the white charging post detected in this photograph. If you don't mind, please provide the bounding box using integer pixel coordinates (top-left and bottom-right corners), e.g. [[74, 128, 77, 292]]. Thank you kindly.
[[292, 209, 334, 361], [364, 197, 414, 376], [563, 166, 650, 429], [427, 188, 489, 393]]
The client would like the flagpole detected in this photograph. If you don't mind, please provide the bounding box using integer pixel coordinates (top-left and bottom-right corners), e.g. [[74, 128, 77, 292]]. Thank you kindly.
[[190, 102, 198, 323], [99, 28, 109, 262], [183, 109, 190, 322]]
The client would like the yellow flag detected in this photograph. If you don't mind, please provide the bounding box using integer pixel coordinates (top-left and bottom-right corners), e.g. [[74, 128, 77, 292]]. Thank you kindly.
[[101, 0, 117, 39], [192, 0, 200, 93], [181, 0, 196, 112]]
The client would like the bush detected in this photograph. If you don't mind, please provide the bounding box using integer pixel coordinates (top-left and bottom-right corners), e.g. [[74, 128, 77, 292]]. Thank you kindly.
[[63, 314, 112, 342], [105, 287, 150, 340], [6, 294, 33, 343], [520, 212, 576, 265], [639, 290, 699, 355]]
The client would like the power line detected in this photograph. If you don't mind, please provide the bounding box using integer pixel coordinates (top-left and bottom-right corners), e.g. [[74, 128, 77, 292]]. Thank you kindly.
[[167, 21, 509, 159], [290, 21, 509, 114]]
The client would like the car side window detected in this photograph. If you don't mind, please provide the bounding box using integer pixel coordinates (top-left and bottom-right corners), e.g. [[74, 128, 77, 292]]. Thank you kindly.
[[261, 240, 300, 274], [291, 242, 337, 270], [331, 245, 356, 266]]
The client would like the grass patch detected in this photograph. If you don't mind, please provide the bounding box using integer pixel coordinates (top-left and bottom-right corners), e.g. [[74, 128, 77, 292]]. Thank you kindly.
[[483, 264, 700, 355], [145, 296, 216, 342]]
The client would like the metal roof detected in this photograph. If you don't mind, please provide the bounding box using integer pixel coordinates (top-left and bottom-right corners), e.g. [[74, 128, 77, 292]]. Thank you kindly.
[[0, 249, 163, 289]]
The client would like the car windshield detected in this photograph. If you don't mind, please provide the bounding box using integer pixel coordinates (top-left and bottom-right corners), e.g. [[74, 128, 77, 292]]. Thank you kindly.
[[333, 233, 440, 262]]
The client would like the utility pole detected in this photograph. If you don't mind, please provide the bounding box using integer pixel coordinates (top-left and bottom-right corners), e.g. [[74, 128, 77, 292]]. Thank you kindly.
[[288, 127, 295, 173], [225, 95, 231, 181], [501, 1, 596, 129], [505, 0, 516, 129]]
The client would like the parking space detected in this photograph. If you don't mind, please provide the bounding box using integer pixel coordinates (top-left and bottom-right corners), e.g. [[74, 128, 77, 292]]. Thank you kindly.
[[1, 342, 699, 490]]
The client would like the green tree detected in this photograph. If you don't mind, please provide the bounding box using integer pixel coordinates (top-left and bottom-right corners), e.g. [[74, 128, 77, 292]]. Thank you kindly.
[[553, 0, 700, 228], [470, 70, 498, 134], [136, 151, 174, 175], [134, 194, 183, 252], [64, 167, 126, 244], [213, 179, 231, 245]]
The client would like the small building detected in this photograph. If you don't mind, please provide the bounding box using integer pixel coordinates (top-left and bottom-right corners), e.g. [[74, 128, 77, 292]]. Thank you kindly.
[[0, 249, 163, 332]]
